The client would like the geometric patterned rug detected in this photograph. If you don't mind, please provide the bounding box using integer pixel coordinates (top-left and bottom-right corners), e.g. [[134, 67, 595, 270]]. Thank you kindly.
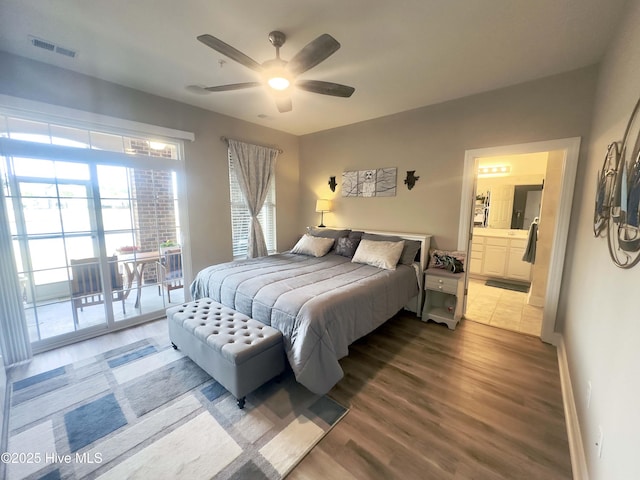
[[5, 337, 348, 480]]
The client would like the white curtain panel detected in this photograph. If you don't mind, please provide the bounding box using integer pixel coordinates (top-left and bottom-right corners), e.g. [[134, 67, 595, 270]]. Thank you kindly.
[[0, 191, 32, 365], [228, 139, 279, 258]]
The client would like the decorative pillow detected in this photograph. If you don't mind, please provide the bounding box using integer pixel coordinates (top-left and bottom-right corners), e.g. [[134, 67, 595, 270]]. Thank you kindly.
[[361, 233, 421, 265], [399, 240, 421, 265], [352, 239, 405, 270], [291, 234, 335, 257], [428, 249, 466, 273], [335, 236, 361, 258]]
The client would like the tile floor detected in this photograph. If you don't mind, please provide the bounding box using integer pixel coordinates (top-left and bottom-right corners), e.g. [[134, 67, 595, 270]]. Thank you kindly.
[[25, 286, 184, 343], [464, 278, 543, 336]]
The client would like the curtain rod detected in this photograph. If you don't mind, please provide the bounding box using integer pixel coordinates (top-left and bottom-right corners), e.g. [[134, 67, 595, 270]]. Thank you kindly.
[[220, 136, 283, 154]]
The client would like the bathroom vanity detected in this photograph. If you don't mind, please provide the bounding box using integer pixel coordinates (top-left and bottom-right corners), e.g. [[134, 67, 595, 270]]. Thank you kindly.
[[470, 228, 532, 282]]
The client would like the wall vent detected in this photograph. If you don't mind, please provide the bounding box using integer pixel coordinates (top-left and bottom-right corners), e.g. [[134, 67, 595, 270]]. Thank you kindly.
[[31, 37, 55, 51], [55, 46, 76, 58], [29, 36, 77, 59]]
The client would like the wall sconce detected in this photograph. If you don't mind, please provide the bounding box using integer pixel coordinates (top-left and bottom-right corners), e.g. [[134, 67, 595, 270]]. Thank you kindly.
[[404, 170, 420, 190], [328, 176, 337, 192], [315, 199, 331, 228], [478, 165, 511, 177]]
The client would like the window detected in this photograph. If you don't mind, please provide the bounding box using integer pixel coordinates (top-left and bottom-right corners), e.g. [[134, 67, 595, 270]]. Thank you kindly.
[[0, 105, 191, 349], [228, 151, 276, 258]]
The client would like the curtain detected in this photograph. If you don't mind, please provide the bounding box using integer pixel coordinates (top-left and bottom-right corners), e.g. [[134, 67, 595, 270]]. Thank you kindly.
[[0, 190, 32, 366], [228, 139, 279, 258]]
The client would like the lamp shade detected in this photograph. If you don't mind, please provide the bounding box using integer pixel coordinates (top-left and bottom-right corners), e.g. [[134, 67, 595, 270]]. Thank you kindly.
[[315, 199, 332, 213]]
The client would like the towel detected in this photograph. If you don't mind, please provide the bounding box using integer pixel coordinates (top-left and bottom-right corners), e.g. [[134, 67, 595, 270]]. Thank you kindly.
[[522, 221, 538, 264]]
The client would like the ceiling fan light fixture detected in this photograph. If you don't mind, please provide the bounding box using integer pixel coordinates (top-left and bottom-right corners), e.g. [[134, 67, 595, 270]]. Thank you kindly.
[[267, 76, 290, 91], [194, 31, 355, 112], [262, 59, 291, 92]]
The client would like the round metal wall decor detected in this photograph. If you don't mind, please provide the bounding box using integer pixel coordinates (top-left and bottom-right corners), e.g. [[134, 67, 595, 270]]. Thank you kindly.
[[594, 141, 619, 237], [600, 96, 640, 268]]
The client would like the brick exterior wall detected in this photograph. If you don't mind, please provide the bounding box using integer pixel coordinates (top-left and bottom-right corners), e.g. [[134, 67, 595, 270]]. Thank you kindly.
[[127, 139, 177, 283]]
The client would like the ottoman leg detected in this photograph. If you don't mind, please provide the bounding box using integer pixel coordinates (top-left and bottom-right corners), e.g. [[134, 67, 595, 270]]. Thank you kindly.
[[237, 397, 246, 409]]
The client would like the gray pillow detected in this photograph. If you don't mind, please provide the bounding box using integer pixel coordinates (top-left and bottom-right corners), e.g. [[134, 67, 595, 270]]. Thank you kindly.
[[361, 233, 421, 265], [307, 227, 351, 239], [335, 236, 360, 258]]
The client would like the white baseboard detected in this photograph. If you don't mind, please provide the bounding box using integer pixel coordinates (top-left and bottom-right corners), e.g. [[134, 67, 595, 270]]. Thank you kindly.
[[557, 336, 589, 480]]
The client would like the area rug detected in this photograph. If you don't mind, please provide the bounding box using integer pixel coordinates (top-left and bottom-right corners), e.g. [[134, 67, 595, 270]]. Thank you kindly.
[[5, 338, 348, 480], [485, 279, 530, 293]]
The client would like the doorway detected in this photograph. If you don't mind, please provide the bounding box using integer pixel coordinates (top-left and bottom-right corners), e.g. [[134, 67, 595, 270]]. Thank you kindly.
[[458, 138, 581, 345]]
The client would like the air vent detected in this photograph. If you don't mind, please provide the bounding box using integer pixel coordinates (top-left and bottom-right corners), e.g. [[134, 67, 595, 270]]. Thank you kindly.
[[31, 37, 55, 51], [29, 36, 77, 59], [55, 46, 76, 58]]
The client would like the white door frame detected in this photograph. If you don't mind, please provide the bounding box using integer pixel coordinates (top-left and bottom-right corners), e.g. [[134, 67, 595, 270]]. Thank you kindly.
[[458, 137, 581, 345]]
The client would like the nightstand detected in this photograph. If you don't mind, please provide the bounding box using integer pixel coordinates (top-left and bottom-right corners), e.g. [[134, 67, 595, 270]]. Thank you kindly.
[[422, 269, 465, 330]]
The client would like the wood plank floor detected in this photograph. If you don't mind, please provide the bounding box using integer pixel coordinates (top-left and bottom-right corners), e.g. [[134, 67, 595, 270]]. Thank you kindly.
[[289, 313, 572, 480], [10, 313, 572, 480]]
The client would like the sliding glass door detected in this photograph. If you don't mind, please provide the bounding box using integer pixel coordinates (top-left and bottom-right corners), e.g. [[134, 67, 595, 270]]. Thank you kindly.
[[0, 114, 187, 352], [98, 164, 183, 320]]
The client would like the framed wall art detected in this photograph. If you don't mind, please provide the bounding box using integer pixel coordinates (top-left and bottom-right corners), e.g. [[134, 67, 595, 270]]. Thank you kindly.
[[342, 167, 397, 197]]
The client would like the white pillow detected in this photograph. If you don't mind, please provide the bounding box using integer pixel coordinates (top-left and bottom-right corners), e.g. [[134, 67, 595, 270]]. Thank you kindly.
[[291, 234, 335, 257], [351, 239, 405, 270]]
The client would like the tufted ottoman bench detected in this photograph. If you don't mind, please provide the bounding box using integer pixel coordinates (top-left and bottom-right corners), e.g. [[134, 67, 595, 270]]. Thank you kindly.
[[167, 298, 285, 409]]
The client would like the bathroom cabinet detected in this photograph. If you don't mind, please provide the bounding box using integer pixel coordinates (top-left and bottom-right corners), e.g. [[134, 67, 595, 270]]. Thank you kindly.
[[470, 232, 531, 282], [483, 239, 508, 276], [506, 239, 530, 281]]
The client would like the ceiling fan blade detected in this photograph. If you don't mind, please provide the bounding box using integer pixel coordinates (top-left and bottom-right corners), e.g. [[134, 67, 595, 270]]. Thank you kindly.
[[197, 34, 263, 72], [286, 34, 341, 76], [296, 80, 355, 98], [204, 82, 262, 92], [275, 96, 292, 113], [186, 85, 214, 95]]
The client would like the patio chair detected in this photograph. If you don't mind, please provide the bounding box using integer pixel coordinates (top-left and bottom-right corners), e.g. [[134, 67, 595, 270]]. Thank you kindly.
[[70, 256, 126, 327], [157, 248, 183, 303]]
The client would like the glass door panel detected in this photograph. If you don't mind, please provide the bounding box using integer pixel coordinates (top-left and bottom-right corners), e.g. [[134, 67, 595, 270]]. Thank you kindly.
[[97, 165, 184, 319], [12, 157, 55, 178], [13, 172, 104, 342], [21, 197, 63, 234], [5, 156, 184, 348]]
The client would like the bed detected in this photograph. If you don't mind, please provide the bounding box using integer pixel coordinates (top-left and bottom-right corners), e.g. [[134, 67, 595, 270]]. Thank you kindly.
[[190, 229, 432, 394]]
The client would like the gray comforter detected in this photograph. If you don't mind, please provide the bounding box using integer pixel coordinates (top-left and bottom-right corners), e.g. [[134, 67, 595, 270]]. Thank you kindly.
[[190, 252, 419, 394]]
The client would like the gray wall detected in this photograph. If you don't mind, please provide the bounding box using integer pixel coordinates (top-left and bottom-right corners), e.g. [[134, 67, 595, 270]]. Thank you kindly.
[[559, 0, 640, 477], [0, 51, 301, 275], [299, 66, 598, 250]]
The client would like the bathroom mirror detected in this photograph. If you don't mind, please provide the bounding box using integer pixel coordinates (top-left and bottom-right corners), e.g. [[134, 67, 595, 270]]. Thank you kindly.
[[476, 180, 544, 230], [476, 153, 548, 230], [512, 185, 543, 229]]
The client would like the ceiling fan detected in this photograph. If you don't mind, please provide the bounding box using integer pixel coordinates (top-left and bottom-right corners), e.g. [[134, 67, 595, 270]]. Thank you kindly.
[[193, 31, 355, 113]]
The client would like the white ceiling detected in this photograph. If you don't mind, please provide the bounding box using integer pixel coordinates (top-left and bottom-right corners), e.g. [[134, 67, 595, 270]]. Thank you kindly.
[[0, 0, 628, 136]]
